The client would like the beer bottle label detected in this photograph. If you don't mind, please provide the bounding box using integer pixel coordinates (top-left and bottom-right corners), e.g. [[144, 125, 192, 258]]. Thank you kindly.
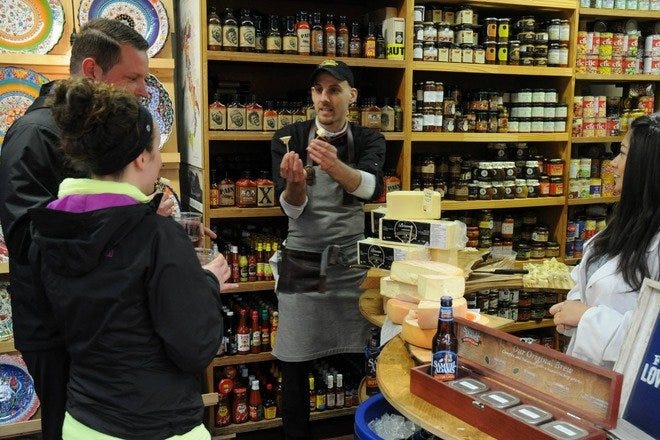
[[431, 349, 457, 381]]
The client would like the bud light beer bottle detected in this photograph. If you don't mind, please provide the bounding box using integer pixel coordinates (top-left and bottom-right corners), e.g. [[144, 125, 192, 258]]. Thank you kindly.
[[430, 296, 458, 381]]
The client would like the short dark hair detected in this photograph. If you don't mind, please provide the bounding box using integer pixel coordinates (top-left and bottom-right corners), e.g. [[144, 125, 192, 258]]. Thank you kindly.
[[69, 18, 149, 75], [587, 113, 660, 290]]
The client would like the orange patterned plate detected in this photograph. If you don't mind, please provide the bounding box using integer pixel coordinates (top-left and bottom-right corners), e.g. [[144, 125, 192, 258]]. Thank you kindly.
[[0, 0, 65, 54], [0, 66, 49, 146]]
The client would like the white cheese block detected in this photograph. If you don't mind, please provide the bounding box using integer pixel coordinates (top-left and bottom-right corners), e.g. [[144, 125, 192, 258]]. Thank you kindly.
[[380, 276, 419, 302], [385, 190, 441, 220], [379, 218, 460, 250], [386, 297, 418, 324], [416, 274, 465, 301], [390, 260, 464, 285], [414, 297, 468, 329], [357, 238, 430, 270]]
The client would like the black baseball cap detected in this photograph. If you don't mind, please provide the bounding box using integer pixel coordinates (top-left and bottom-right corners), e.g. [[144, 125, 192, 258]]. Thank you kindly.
[[309, 59, 355, 87]]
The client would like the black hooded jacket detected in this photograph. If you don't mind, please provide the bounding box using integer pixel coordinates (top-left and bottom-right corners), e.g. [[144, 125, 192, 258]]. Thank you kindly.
[[29, 200, 223, 439]]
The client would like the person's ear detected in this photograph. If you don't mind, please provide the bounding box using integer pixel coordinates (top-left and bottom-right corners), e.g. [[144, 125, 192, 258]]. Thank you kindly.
[[80, 58, 102, 80], [350, 88, 358, 104]]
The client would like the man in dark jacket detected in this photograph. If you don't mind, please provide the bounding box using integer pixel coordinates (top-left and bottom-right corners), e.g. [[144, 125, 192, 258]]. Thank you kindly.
[[0, 19, 172, 439]]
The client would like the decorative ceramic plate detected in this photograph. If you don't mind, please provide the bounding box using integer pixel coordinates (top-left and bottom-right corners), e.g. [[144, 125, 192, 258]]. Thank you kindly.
[[141, 73, 172, 150], [78, 0, 169, 57], [0, 355, 40, 425], [0, 0, 65, 54], [0, 66, 50, 146], [0, 283, 12, 342]]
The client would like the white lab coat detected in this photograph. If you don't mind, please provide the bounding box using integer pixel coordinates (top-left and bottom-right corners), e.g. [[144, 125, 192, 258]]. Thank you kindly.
[[562, 232, 660, 369]]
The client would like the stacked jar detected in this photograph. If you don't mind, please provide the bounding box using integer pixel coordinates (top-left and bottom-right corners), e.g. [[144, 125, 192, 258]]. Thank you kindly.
[[567, 155, 618, 199], [579, 0, 660, 11], [565, 215, 608, 259], [508, 88, 567, 133], [469, 288, 558, 322]]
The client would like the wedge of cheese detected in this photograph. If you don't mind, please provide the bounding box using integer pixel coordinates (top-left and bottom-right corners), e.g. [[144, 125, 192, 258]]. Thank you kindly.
[[390, 260, 464, 285], [386, 297, 418, 324], [379, 276, 420, 303], [379, 218, 461, 250], [401, 314, 435, 349], [416, 274, 465, 301], [385, 190, 441, 220], [357, 238, 429, 270], [414, 298, 468, 329]]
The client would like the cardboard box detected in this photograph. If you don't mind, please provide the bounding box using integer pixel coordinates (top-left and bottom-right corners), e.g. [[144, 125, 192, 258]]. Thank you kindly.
[[383, 17, 405, 60], [410, 317, 622, 440]]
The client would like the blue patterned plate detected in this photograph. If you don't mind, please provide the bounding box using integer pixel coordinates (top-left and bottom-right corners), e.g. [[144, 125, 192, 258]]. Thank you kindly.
[[78, 0, 169, 58], [0, 0, 65, 54], [141, 73, 172, 150], [0, 355, 39, 425], [0, 66, 50, 146]]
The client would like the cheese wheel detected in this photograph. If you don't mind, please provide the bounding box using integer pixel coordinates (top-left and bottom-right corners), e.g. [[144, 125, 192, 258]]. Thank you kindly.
[[416, 274, 465, 301], [390, 260, 464, 285], [414, 297, 468, 330], [401, 315, 435, 349], [380, 276, 419, 300], [386, 297, 418, 324]]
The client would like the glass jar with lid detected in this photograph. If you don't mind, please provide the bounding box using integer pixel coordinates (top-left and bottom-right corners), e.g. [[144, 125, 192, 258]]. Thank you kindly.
[[519, 15, 536, 31], [414, 23, 424, 43], [548, 19, 561, 43], [423, 42, 438, 61], [548, 43, 561, 66], [456, 5, 474, 26], [531, 244, 546, 259], [527, 179, 540, 198], [413, 42, 423, 60], [558, 43, 569, 67], [478, 182, 493, 200], [475, 112, 489, 132], [524, 160, 540, 179], [423, 22, 437, 41], [485, 40, 497, 64], [559, 20, 570, 44], [437, 22, 454, 43], [508, 40, 520, 65], [491, 181, 504, 200], [545, 241, 560, 258], [532, 226, 549, 243], [515, 178, 528, 198], [539, 175, 550, 197], [497, 18, 510, 42], [455, 179, 469, 201]]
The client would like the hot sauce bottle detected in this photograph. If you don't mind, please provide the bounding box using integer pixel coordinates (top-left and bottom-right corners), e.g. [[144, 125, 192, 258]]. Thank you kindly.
[[336, 16, 349, 57], [209, 91, 227, 130], [221, 8, 238, 51], [248, 380, 263, 422], [236, 308, 250, 354], [364, 22, 376, 58], [232, 386, 248, 423], [209, 170, 220, 208], [266, 15, 282, 54], [324, 13, 336, 56], [263, 100, 278, 131], [349, 20, 362, 57], [282, 16, 298, 54], [219, 171, 235, 206], [216, 378, 233, 426], [310, 12, 324, 56], [208, 7, 222, 50], [245, 94, 263, 131], [257, 170, 275, 207], [296, 11, 310, 56], [238, 9, 255, 52], [236, 171, 257, 207]]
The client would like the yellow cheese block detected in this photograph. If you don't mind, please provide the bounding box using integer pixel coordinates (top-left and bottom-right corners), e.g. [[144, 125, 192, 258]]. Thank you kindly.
[[416, 274, 465, 301], [379, 276, 420, 303], [401, 315, 435, 349], [385, 190, 441, 220], [390, 260, 464, 285], [414, 297, 468, 330], [385, 297, 418, 324]]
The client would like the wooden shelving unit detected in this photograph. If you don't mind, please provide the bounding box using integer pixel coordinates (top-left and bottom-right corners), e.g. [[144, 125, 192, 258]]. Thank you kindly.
[[571, 136, 624, 144], [207, 51, 406, 69], [224, 281, 276, 293], [412, 62, 573, 77], [209, 352, 275, 368], [208, 131, 404, 141], [442, 198, 565, 211], [411, 132, 570, 143], [575, 73, 659, 82], [578, 7, 660, 19], [567, 196, 620, 206]]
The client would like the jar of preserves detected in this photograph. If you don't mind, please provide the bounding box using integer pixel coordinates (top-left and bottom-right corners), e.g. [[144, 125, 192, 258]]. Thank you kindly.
[[475, 111, 489, 132], [423, 42, 438, 61], [437, 22, 454, 43], [485, 40, 497, 64], [468, 182, 479, 200], [515, 178, 528, 198], [501, 214, 515, 239], [413, 42, 423, 60], [423, 22, 437, 41], [558, 43, 569, 67], [423, 107, 435, 132], [519, 117, 531, 132], [535, 31, 549, 44], [491, 181, 504, 200], [531, 244, 546, 259], [532, 226, 549, 243], [548, 19, 561, 43], [548, 43, 560, 66], [508, 40, 520, 65], [477, 182, 492, 200], [516, 245, 531, 261], [519, 15, 536, 31], [450, 44, 463, 62], [539, 175, 550, 197], [412, 113, 424, 131], [485, 17, 498, 39], [546, 241, 560, 258], [531, 117, 544, 132], [456, 5, 473, 25], [503, 180, 515, 199], [549, 177, 564, 196], [455, 179, 469, 201], [414, 23, 424, 43], [527, 179, 539, 198], [497, 42, 508, 64], [559, 20, 570, 44], [474, 45, 485, 63], [497, 18, 510, 42], [456, 25, 474, 45], [461, 44, 474, 63]]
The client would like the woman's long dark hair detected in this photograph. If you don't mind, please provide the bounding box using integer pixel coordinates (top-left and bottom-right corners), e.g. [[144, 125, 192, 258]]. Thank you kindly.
[[587, 113, 660, 291]]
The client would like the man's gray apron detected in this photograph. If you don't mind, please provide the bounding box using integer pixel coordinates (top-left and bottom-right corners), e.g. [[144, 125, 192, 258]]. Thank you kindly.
[[272, 126, 371, 362]]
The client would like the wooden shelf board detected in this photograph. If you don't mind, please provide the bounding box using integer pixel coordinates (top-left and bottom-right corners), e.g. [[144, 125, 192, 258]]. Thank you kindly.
[[202, 392, 219, 407], [210, 351, 275, 368], [499, 318, 556, 333], [161, 152, 180, 163], [223, 281, 275, 293], [429, 0, 577, 9], [211, 407, 356, 436], [411, 132, 569, 142], [412, 62, 573, 77], [567, 196, 619, 205], [442, 197, 565, 211], [207, 51, 405, 69], [208, 131, 403, 141], [571, 136, 624, 143], [210, 207, 284, 218], [0, 418, 41, 439], [575, 73, 660, 82], [0, 338, 15, 354], [579, 7, 660, 19], [1, 55, 173, 70], [0, 262, 8, 274]]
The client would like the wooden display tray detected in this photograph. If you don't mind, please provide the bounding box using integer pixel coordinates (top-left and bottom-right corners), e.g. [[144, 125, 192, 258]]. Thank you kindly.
[[410, 317, 622, 440]]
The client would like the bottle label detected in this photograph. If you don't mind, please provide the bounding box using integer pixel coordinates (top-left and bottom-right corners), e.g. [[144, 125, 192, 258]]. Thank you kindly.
[[228, 108, 245, 130], [335, 392, 344, 408], [263, 115, 278, 131], [246, 109, 263, 130], [251, 330, 261, 348], [209, 24, 222, 47], [336, 34, 348, 55], [264, 406, 277, 419], [326, 393, 336, 408], [266, 35, 282, 52], [257, 184, 275, 206], [283, 35, 298, 52], [239, 27, 255, 48], [223, 25, 238, 48], [325, 33, 336, 55], [237, 333, 250, 352], [297, 29, 310, 54], [431, 349, 457, 381], [311, 30, 324, 54], [209, 107, 226, 130], [219, 183, 235, 206]]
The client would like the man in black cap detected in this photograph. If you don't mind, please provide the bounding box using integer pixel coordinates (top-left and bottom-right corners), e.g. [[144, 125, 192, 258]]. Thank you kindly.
[[270, 59, 385, 439]]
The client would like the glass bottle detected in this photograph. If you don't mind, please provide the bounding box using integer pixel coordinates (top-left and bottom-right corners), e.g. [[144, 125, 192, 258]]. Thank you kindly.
[[256, 170, 275, 207], [304, 97, 315, 120], [315, 374, 326, 411], [208, 7, 222, 50], [324, 13, 336, 56], [219, 171, 235, 206], [277, 101, 293, 129], [238, 9, 255, 52], [232, 386, 248, 423], [282, 16, 298, 54], [349, 20, 361, 57], [270, 310, 278, 348], [245, 94, 263, 131], [208, 90, 226, 130], [226, 310, 237, 355], [222, 8, 238, 51], [309, 374, 317, 412], [365, 327, 380, 395], [325, 374, 336, 410], [292, 101, 306, 124], [336, 16, 349, 57], [263, 382, 277, 420], [364, 22, 376, 58], [364, 98, 381, 131], [394, 98, 403, 132], [335, 373, 345, 408], [248, 380, 263, 422], [209, 169, 220, 208], [430, 296, 458, 381], [296, 11, 311, 56], [348, 101, 360, 124], [263, 243, 273, 281], [236, 308, 250, 354], [310, 12, 324, 56], [250, 309, 260, 351], [254, 15, 265, 52], [259, 307, 270, 348], [266, 15, 282, 54], [380, 98, 395, 132], [230, 245, 240, 283], [376, 26, 386, 59], [263, 100, 278, 131], [227, 94, 245, 130], [236, 171, 257, 207]]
